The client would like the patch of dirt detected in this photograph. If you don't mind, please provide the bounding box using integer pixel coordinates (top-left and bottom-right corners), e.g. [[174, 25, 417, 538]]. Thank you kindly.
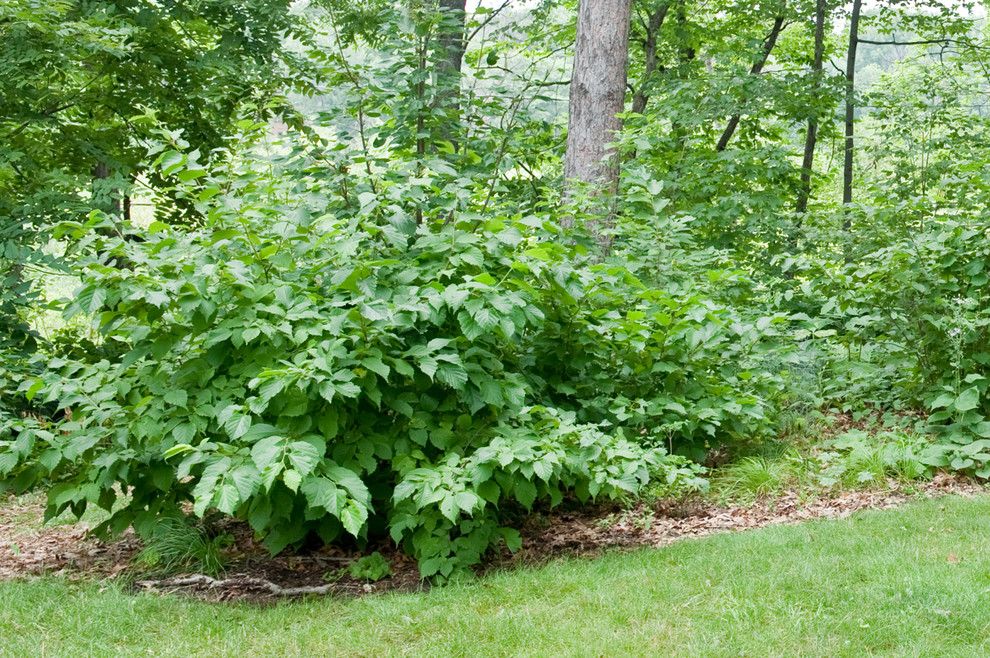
[[0, 498, 141, 582], [0, 496, 425, 602], [1, 474, 984, 603], [515, 474, 984, 559]]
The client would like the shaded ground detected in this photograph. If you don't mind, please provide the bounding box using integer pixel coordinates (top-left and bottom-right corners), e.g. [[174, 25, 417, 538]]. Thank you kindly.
[[1, 474, 983, 602]]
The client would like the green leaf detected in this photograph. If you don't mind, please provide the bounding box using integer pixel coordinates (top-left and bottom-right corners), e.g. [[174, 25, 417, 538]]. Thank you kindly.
[[340, 500, 368, 537], [514, 478, 537, 508], [230, 465, 261, 500], [454, 491, 479, 514], [302, 476, 340, 514], [442, 286, 470, 310], [440, 494, 458, 522], [225, 414, 252, 440], [361, 357, 390, 379], [954, 387, 981, 412], [172, 423, 196, 444], [163, 443, 194, 459], [215, 483, 240, 514], [287, 439, 324, 477], [931, 393, 956, 409], [283, 468, 302, 492], [436, 364, 468, 389], [498, 527, 522, 552], [251, 435, 286, 470]]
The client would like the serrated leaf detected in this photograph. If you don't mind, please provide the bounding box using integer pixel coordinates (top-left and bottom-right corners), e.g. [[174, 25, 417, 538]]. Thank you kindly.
[[302, 476, 340, 514], [340, 500, 368, 537], [283, 468, 302, 492], [440, 494, 458, 522], [499, 527, 522, 552], [230, 465, 261, 500], [228, 414, 252, 440], [514, 478, 537, 508], [215, 483, 240, 514], [436, 364, 468, 389], [251, 435, 286, 470], [287, 439, 324, 477], [164, 389, 188, 407], [361, 357, 390, 379], [454, 491, 479, 514]]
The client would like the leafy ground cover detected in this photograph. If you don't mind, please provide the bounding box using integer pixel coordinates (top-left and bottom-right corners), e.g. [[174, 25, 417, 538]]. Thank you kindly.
[[2, 495, 990, 656]]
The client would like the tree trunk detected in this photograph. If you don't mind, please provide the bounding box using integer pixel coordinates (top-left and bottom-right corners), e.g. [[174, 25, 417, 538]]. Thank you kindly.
[[795, 0, 827, 216], [563, 0, 632, 210], [715, 13, 787, 152], [842, 0, 861, 217], [92, 161, 121, 215], [435, 0, 467, 146], [663, 1, 697, 143], [632, 3, 669, 115]]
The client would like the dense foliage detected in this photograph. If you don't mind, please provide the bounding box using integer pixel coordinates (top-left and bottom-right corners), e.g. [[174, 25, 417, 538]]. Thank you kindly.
[[4, 0, 990, 577]]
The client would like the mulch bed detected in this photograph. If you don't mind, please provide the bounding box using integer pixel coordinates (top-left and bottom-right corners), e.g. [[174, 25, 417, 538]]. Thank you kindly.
[[1, 474, 984, 603]]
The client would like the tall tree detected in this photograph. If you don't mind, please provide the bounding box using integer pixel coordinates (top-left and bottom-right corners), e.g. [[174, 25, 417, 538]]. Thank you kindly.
[[632, 1, 670, 115], [434, 0, 468, 146], [796, 0, 828, 215], [842, 0, 862, 218], [563, 0, 633, 248]]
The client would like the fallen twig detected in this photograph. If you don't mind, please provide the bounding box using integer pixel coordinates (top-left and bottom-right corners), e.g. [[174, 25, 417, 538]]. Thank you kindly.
[[134, 574, 347, 597]]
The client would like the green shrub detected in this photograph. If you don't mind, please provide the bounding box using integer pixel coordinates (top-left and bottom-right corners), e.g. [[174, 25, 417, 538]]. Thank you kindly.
[[794, 219, 990, 478], [0, 140, 780, 579]]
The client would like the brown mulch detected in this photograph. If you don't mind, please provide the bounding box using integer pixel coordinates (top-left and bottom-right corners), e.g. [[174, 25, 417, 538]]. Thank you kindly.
[[0, 499, 141, 582], [515, 473, 984, 559], [1, 474, 985, 602]]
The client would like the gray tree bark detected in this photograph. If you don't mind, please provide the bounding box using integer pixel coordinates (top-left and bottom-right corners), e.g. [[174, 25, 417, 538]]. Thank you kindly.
[[435, 0, 467, 146], [563, 0, 633, 248]]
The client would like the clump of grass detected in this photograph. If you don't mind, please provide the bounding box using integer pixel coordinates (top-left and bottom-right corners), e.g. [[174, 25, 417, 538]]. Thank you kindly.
[[714, 455, 800, 501], [133, 517, 232, 577]]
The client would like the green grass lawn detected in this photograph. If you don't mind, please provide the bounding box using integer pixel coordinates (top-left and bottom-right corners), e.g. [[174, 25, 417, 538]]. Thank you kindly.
[[2, 495, 990, 657]]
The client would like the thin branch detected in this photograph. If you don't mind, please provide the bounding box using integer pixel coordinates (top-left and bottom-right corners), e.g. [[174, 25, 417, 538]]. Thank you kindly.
[[716, 13, 787, 152], [465, 0, 513, 45], [134, 574, 355, 598]]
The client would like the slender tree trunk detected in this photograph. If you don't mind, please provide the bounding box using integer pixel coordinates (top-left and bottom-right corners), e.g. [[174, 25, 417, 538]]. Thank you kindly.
[[842, 0, 861, 217], [632, 3, 669, 115], [563, 0, 633, 250], [669, 1, 695, 141], [435, 0, 467, 146], [795, 0, 827, 216], [92, 161, 121, 215], [715, 13, 787, 152]]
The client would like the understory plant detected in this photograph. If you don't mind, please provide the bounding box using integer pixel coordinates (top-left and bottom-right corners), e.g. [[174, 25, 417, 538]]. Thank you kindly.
[[0, 132, 777, 579]]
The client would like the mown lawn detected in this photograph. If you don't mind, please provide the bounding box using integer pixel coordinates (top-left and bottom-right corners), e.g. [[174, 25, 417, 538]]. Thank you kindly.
[[2, 495, 989, 657]]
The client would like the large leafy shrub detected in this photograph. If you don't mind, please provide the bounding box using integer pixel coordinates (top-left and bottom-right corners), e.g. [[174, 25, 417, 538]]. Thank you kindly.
[[0, 136, 778, 577]]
